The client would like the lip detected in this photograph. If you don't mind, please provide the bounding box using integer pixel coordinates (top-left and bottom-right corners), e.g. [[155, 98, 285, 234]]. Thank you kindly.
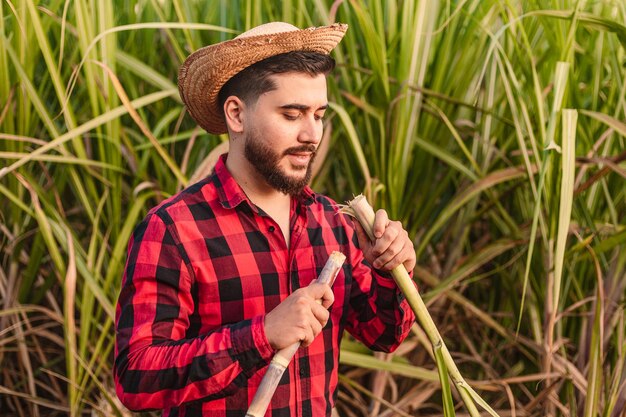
[[286, 152, 312, 165]]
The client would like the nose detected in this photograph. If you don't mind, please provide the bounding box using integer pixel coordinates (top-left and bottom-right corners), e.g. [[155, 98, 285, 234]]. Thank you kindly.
[[298, 114, 322, 145]]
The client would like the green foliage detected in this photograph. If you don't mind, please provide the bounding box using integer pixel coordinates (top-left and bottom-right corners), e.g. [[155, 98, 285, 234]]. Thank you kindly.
[[1, 0, 625, 416]]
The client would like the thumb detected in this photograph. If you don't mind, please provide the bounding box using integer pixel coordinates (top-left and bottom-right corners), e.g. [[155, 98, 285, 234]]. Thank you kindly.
[[308, 282, 334, 308]]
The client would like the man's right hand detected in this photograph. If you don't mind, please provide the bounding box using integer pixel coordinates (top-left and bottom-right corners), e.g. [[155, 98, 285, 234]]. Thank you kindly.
[[263, 282, 334, 350]]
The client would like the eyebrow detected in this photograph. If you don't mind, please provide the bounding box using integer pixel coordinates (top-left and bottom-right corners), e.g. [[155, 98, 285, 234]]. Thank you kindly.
[[279, 103, 329, 111]]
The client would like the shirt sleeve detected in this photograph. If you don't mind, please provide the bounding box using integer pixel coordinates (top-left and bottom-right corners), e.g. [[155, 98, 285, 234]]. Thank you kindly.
[[114, 213, 274, 411], [342, 218, 416, 352]]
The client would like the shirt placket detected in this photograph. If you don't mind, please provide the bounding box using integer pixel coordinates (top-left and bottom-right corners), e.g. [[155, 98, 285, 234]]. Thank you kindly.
[[258, 200, 308, 416], [288, 206, 306, 417]]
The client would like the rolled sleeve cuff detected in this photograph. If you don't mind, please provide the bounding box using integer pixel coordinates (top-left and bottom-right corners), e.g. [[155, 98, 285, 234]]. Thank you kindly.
[[373, 269, 414, 288], [230, 316, 275, 376], [250, 315, 275, 361], [373, 269, 417, 308]]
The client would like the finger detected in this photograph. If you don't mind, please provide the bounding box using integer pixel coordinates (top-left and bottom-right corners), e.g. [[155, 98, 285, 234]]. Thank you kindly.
[[306, 282, 333, 302], [311, 303, 330, 327], [379, 248, 406, 271], [301, 327, 314, 347], [311, 314, 324, 335], [371, 221, 401, 257], [381, 240, 416, 271], [319, 285, 335, 309], [373, 209, 389, 239], [403, 246, 417, 272], [373, 234, 405, 269], [296, 328, 307, 344], [302, 315, 324, 347], [403, 257, 416, 273]]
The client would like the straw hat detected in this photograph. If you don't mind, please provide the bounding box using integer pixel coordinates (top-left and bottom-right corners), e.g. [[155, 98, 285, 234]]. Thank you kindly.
[[178, 22, 348, 134]]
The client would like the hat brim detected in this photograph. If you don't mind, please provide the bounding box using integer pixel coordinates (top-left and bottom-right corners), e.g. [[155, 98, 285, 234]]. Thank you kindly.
[[178, 23, 348, 134]]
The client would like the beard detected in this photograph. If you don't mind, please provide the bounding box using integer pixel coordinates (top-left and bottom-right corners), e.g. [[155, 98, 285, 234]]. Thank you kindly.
[[244, 129, 317, 196]]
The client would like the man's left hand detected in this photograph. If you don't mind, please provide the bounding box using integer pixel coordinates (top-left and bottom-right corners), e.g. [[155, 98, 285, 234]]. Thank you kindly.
[[353, 209, 416, 273]]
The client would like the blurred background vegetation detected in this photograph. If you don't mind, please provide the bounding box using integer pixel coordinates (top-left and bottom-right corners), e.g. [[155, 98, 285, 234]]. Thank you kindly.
[[1, 0, 625, 416]]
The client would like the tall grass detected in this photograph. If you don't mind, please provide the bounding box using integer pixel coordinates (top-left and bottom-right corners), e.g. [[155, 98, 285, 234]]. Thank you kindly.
[[324, 1, 626, 415], [1, 1, 625, 416]]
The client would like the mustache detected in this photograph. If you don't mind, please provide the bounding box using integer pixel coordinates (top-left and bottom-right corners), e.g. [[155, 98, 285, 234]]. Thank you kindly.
[[283, 145, 317, 156]]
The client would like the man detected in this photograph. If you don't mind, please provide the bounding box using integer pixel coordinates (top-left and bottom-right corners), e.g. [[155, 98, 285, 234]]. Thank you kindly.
[[115, 22, 416, 417]]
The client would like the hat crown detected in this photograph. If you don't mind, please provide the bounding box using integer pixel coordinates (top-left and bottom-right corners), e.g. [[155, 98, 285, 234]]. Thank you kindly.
[[179, 22, 348, 134], [235, 22, 299, 39]]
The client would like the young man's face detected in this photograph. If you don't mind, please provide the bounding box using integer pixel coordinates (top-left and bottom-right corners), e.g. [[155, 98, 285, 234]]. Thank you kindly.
[[243, 72, 328, 195]]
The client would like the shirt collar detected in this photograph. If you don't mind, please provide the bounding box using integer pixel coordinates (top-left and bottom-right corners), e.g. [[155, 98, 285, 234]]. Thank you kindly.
[[213, 153, 316, 210]]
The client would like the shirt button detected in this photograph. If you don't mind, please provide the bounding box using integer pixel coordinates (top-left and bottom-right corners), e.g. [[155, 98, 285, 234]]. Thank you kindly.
[[268, 226, 275, 232]]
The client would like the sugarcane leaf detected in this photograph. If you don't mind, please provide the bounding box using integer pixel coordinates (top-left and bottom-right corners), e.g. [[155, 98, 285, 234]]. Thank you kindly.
[[434, 343, 456, 417]]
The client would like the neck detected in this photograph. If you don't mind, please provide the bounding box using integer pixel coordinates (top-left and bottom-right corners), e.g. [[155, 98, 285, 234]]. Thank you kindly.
[[225, 150, 291, 207], [226, 152, 292, 243], [226, 151, 293, 245]]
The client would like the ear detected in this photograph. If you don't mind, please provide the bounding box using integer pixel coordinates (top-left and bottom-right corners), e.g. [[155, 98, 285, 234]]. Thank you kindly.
[[223, 96, 245, 134]]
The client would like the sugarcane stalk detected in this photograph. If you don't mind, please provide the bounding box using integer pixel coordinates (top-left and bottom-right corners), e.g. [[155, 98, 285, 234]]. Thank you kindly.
[[344, 195, 499, 417], [245, 251, 346, 417]]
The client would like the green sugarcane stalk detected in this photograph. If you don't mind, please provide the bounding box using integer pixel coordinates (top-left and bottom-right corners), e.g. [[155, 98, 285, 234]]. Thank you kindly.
[[344, 195, 500, 417]]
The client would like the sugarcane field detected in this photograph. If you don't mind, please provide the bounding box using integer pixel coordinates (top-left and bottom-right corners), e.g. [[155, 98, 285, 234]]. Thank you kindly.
[[1, 1, 625, 416]]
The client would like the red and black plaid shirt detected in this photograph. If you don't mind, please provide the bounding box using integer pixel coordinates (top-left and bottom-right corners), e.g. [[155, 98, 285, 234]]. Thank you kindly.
[[114, 154, 415, 417]]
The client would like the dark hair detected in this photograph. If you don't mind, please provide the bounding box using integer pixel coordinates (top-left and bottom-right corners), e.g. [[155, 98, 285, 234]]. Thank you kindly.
[[217, 51, 335, 113]]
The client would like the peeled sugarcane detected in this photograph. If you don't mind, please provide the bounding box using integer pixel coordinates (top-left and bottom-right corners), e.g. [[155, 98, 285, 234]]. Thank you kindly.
[[342, 195, 500, 417], [245, 251, 346, 417]]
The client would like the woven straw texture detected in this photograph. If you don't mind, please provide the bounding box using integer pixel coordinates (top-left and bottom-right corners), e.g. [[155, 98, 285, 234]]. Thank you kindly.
[[178, 23, 348, 134]]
